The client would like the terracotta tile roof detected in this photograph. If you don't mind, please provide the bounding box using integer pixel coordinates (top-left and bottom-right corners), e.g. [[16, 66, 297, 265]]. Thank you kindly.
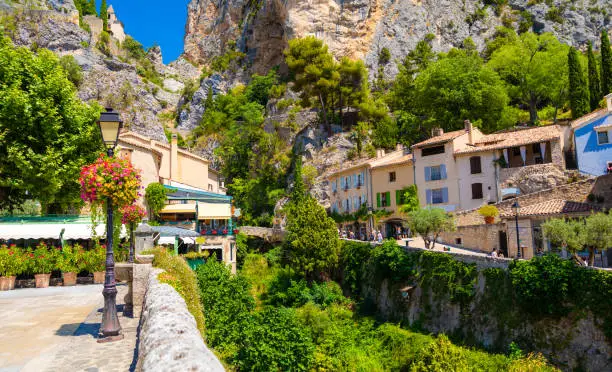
[[411, 129, 467, 148], [455, 125, 562, 155], [571, 108, 608, 129], [500, 199, 599, 218], [328, 148, 411, 177]]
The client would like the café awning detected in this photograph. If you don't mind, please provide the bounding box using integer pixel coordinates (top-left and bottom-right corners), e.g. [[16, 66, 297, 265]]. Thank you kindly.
[[0, 223, 125, 240], [159, 204, 197, 214], [197, 202, 232, 220]]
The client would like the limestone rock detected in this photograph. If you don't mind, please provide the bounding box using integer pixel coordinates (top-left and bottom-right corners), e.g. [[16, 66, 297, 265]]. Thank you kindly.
[[177, 73, 228, 131]]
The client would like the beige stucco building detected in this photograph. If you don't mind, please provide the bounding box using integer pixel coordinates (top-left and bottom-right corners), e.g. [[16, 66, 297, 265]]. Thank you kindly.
[[327, 146, 414, 237], [412, 121, 568, 212], [117, 131, 225, 199]]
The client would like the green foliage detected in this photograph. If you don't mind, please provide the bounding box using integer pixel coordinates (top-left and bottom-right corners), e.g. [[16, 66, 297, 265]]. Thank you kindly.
[[150, 247, 206, 338], [407, 208, 456, 249], [398, 185, 420, 213], [56, 244, 84, 273], [0, 244, 26, 277], [411, 334, 469, 371], [0, 36, 102, 213], [245, 71, 277, 106], [59, 55, 83, 88], [122, 36, 146, 60], [236, 306, 314, 371], [283, 195, 341, 281], [210, 48, 246, 72], [601, 30, 612, 97], [379, 47, 391, 65], [100, 0, 108, 31], [74, 0, 97, 17], [509, 254, 573, 316], [96, 30, 111, 56], [136, 57, 163, 87], [144, 183, 168, 218], [489, 32, 569, 124], [568, 47, 590, 119], [29, 243, 58, 274], [587, 41, 602, 111], [265, 269, 348, 308]]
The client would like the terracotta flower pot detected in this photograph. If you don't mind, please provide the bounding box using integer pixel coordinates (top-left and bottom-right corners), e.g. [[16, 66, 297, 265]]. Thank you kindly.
[[93, 271, 105, 284], [0, 276, 12, 291], [63, 272, 77, 286], [35, 273, 51, 288], [484, 216, 495, 224], [8, 276, 16, 290]]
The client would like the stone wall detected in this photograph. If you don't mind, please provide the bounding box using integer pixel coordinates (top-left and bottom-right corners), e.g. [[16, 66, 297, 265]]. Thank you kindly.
[[499, 163, 568, 195], [360, 253, 611, 371], [136, 269, 224, 372], [439, 223, 502, 254]]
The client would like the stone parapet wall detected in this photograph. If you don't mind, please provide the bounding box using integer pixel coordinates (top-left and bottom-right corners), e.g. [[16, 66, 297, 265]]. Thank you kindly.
[[438, 223, 502, 254], [137, 269, 224, 372], [404, 247, 510, 269]]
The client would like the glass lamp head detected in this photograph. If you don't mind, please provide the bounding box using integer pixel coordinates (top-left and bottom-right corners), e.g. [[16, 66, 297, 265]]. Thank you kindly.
[[97, 108, 123, 149], [511, 200, 520, 215]]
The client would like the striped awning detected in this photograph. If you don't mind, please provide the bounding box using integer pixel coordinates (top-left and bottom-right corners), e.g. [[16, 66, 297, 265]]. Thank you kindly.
[[159, 204, 197, 214], [197, 202, 232, 220]]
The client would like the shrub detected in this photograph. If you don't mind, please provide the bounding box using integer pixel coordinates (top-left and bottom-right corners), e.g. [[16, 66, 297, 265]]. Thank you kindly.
[[0, 244, 26, 277], [57, 244, 85, 273], [145, 183, 169, 218], [411, 334, 469, 371], [150, 247, 206, 338], [29, 242, 58, 274], [235, 307, 314, 371], [59, 55, 83, 88], [478, 205, 499, 218], [83, 244, 106, 273], [122, 36, 146, 60]]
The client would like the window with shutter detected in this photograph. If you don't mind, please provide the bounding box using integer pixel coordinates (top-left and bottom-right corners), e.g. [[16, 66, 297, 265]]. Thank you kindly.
[[471, 183, 483, 199], [470, 156, 482, 174], [431, 189, 444, 204], [430, 166, 442, 181], [396, 190, 402, 205]]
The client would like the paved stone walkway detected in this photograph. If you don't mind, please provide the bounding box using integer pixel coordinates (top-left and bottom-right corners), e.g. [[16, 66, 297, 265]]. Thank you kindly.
[[0, 284, 139, 372]]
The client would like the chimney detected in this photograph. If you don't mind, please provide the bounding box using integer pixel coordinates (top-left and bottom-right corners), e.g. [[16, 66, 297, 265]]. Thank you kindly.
[[465, 120, 474, 144], [606, 93, 612, 112], [432, 127, 444, 137], [396, 143, 403, 152], [170, 134, 178, 181], [376, 149, 386, 158]]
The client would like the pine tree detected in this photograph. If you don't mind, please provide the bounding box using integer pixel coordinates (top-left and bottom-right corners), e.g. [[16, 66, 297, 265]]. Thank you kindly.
[[100, 0, 108, 31], [291, 157, 305, 206], [568, 47, 590, 119], [587, 41, 602, 111], [601, 30, 612, 95], [86, 0, 97, 16]]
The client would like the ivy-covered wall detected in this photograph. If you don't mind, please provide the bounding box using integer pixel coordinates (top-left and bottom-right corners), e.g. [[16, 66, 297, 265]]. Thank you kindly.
[[339, 241, 611, 371]]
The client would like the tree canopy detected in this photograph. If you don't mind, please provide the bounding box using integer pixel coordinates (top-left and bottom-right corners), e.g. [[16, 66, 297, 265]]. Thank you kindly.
[[407, 208, 456, 249], [0, 36, 101, 213]]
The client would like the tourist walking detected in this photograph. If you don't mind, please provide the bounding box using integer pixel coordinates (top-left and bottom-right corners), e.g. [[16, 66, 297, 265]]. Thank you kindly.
[[377, 231, 383, 243]]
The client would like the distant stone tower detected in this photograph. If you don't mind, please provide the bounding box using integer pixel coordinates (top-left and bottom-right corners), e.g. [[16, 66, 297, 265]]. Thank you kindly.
[[107, 5, 126, 43]]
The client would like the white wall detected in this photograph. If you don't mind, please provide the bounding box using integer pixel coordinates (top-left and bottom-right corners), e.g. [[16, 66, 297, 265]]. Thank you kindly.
[[456, 152, 498, 211]]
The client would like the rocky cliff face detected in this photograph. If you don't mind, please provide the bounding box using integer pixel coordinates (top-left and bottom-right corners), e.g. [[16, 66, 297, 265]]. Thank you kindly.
[[183, 0, 611, 77], [1, 0, 200, 142]]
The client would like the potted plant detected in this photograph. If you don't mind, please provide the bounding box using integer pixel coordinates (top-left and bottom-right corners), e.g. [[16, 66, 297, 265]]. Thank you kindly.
[[478, 205, 499, 224], [0, 245, 25, 291], [57, 245, 84, 286], [222, 229, 228, 235], [183, 251, 209, 271], [233, 228, 239, 235], [212, 229, 218, 235], [85, 244, 106, 284], [30, 242, 57, 288]]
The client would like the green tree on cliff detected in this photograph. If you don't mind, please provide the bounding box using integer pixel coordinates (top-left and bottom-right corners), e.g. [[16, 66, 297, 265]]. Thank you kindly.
[[100, 0, 108, 31], [587, 41, 602, 111], [601, 30, 612, 95], [568, 47, 590, 119]]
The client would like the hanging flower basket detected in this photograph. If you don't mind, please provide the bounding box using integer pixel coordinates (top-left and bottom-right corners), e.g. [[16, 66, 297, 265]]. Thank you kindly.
[[120, 204, 146, 225], [79, 154, 142, 208]]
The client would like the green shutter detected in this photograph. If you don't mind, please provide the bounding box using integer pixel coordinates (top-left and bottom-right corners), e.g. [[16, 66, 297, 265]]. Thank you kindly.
[[376, 193, 381, 208], [386, 192, 391, 206], [396, 190, 402, 206]]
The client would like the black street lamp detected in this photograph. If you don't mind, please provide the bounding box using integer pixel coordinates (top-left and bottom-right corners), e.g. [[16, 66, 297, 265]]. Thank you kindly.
[[511, 200, 521, 259], [97, 108, 124, 343]]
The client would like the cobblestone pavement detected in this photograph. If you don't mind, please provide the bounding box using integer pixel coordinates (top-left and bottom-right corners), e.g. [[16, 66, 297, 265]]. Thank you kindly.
[[398, 236, 489, 257], [0, 284, 139, 372]]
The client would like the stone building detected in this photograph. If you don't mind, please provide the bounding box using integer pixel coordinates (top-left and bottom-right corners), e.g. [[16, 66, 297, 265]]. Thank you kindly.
[[106, 5, 125, 43], [572, 93, 612, 176], [327, 146, 414, 238], [412, 121, 570, 212]]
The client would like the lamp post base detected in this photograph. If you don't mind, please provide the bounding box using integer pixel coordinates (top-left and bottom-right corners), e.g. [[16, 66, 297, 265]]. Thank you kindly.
[[97, 334, 124, 343]]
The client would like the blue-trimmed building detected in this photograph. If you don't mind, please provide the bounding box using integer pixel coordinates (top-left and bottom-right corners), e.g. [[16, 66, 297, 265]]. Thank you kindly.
[[573, 94, 612, 176]]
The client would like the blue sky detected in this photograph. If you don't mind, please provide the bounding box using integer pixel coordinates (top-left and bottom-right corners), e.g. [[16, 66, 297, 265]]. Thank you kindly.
[[104, 0, 191, 64]]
